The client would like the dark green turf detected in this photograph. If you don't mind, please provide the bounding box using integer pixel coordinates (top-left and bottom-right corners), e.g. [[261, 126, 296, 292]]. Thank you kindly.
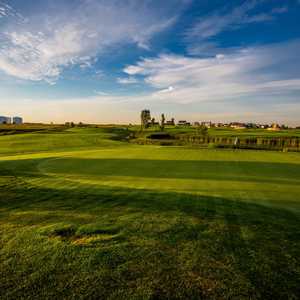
[[0, 127, 300, 299]]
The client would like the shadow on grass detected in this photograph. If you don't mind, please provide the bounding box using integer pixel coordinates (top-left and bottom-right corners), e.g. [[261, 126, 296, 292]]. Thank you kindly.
[[1, 175, 300, 299]]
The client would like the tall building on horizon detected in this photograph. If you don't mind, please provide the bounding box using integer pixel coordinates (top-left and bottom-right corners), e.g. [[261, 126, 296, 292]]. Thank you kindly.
[[0, 116, 12, 124], [13, 116, 23, 125]]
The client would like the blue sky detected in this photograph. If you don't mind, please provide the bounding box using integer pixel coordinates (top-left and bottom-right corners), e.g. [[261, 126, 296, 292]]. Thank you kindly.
[[0, 0, 300, 124]]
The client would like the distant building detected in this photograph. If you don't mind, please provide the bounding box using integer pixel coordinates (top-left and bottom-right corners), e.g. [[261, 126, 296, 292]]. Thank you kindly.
[[150, 117, 159, 126], [259, 124, 269, 129], [0, 116, 6, 124], [166, 118, 175, 126], [0, 116, 11, 124], [230, 122, 247, 129], [201, 121, 212, 128], [268, 123, 281, 131], [177, 120, 186, 125], [246, 123, 258, 129], [177, 120, 190, 126], [13, 116, 23, 124]]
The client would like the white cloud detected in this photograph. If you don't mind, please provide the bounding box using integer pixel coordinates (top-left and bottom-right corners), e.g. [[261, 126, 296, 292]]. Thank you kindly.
[[271, 7, 289, 14], [157, 86, 175, 94], [3, 37, 300, 125], [117, 77, 139, 85], [0, 1, 182, 83], [0, 2, 19, 19], [185, 1, 289, 44], [123, 40, 300, 104], [124, 65, 145, 76], [94, 90, 109, 96]]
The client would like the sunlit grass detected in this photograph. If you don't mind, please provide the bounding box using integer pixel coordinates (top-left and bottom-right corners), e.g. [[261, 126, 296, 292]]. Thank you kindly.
[[0, 127, 300, 299]]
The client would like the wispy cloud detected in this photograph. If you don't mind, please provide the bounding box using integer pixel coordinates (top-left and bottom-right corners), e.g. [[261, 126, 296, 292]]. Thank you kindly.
[[0, 1, 24, 20], [271, 6, 289, 14], [124, 40, 300, 104], [185, 0, 289, 53], [0, 2, 11, 18], [0, 1, 183, 83], [117, 77, 139, 85], [2, 39, 300, 125], [93, 90, 110, 97], [157, 86, 175, 94]]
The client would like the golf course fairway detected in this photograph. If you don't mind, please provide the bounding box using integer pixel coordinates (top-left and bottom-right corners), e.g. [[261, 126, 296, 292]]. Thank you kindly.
[[1, 127, 299, 299]]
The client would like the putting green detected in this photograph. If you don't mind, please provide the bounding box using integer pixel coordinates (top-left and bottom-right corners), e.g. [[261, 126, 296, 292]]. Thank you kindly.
[[8, 146, 299, 212]]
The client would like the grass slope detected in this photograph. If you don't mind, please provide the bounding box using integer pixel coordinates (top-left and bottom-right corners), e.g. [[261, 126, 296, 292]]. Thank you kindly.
[[0, 127, 300, 299]]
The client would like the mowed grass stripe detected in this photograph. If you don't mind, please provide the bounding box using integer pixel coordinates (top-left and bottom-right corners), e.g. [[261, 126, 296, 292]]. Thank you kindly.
[[29, 147, 300, 211], [1, 127, 300, 299]]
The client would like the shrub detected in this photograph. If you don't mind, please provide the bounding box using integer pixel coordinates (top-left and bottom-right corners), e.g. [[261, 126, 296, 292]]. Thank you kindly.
[[207, 143, 217, 149]]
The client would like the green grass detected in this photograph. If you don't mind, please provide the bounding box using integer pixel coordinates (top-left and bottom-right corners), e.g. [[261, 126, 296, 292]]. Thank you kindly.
[[0, 127, 127, 156], [0, 127, 300, 299], [133, 126, 300, 150], [135, 125, 300, 138], [208, 127, 300, 137]]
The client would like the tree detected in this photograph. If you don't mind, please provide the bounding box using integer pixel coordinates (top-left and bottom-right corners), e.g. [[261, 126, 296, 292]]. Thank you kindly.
[[197, 125, 208, 136], [140, 110, 151, 130], [160, 113, 165, 131]]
